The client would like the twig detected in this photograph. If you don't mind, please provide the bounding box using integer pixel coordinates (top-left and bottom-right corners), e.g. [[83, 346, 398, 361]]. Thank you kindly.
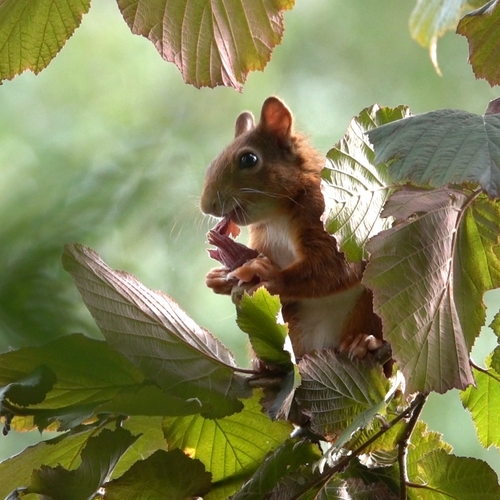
[[291, 392, 428, 499], [398, 392, 428, 500]]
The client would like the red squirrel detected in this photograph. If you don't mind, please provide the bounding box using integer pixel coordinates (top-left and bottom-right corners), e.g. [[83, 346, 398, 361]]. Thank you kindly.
[[200, 97, 383, 360]]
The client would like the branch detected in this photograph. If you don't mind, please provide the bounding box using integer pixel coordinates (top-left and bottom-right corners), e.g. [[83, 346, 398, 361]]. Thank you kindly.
[[291, 392, 428, 498], [398, 392, 428, 500]]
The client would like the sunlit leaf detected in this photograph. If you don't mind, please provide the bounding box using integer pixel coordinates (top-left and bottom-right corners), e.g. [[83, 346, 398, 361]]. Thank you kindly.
[[117, 0, 295, 91], [455, 198, 500, 349], [104, 449, 212, 499], [112, 416, 167, 479], [236, 288, 292, 369], [363, 187, 500, 393], [409, 0, 469, 73], [295, 350, 390, 440], [22, 427, 137, 499], [367, 109, 500, 198], [323, 104, 410, 262], [62, 244, 251, 418], [162, 392, 292, 500], [0, 0, 91, 82], [406, 421, 453, 481], [415, 449, 500, 499], [457, 0, 500, 86], [461, 358, 500, 449]]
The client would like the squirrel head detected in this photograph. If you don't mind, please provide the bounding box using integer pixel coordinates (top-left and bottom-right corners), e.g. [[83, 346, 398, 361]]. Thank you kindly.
[[200, 97, 323, 226]]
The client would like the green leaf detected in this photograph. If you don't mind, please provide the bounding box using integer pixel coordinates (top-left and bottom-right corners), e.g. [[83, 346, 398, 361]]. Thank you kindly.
[[162, 392, 292, 500], [406, 421, 453, 482], [455, 198, 500, 349], [0, 334, 200, 432], [236, 288, 292, 369], [62, 244, 251, 418], [103, 449, 212, 500], [409, 0, 469, 72], [117, 0, 295, 91], [231, 439, 321, 500], [347, 403, 406, 456], [0, 0, 91, 82], [461, 358, 500, 449], [323, 104, 410, 262], [457, 0, 500, 86], [0, 427, 95, 498], [112, 416, 168, 479], [2, 416, 167, 494], [22, 427, 137, 500], [415, 449, 500, 499], [295, 350, 390, 439], [363, 188, 500, 393], [367, 109, 500, 198]]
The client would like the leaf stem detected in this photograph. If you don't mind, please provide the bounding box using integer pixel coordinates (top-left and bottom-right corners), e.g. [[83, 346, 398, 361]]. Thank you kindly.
[[470, 358, 500, 383]]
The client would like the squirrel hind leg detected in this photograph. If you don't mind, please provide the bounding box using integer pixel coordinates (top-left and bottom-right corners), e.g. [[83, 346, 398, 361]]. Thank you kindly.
[[339, 333, 385, 360]]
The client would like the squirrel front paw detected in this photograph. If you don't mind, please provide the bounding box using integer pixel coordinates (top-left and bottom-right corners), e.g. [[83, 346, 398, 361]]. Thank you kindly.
[[229, 255, 279, 293], [206, 267, 237, 295]]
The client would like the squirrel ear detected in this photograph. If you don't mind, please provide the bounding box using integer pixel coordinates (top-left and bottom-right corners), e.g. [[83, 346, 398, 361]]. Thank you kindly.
[[259, 97, 293, 140], [235, 112, 255, 137]]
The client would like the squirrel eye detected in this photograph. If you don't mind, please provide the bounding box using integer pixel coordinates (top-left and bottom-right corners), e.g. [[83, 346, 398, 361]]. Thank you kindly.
[[239, 152, 259, 169]]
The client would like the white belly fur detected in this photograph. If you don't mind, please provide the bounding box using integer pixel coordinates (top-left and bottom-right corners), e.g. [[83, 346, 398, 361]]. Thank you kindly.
[[293, 282, 365, 355]]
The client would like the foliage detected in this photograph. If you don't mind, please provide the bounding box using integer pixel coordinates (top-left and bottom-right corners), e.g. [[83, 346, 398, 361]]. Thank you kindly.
[[1, 0, 499, 89], [2, 0, 500, 499]]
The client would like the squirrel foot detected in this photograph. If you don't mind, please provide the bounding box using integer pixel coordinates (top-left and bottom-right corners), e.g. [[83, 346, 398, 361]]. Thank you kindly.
[[339, 333, 384, 360]]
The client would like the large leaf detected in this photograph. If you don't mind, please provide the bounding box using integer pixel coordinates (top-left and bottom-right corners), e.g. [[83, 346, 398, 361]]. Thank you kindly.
[[295, 350, 390, 440], [62, 244, 250, 418], [457, 0, 500, 86], [461, 357, 500, 449], [454, 197, 500, 349], [0, 0, 91, 82], [409, 0, 469, 72], [0, 335, 200, 433], [415, 449, 500, 499], [104, 449, 212, 499], [162, 392, 292, 500], [380, 189, 500, 394], [117, 0, 294, 91], [323, 104, 411, 262], [367, 109, 500, 198], [364, 188, 493, 393], [406, 421, 453, 482]]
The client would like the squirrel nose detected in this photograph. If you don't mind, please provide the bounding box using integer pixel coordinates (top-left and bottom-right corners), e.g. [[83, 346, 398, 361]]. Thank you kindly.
[[200, 192, 222, 216]]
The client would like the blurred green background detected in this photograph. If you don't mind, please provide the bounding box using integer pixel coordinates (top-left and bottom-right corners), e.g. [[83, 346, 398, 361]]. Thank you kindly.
[[1, 0, 499, 475]]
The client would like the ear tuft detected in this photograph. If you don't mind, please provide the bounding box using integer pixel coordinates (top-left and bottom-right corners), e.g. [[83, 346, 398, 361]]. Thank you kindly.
[[259, 97, 293, 140], [235, 112, 255, 137]]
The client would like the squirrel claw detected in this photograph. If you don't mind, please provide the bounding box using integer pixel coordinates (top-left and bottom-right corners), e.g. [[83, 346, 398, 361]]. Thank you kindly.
[[339, 333, 384, 360]]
